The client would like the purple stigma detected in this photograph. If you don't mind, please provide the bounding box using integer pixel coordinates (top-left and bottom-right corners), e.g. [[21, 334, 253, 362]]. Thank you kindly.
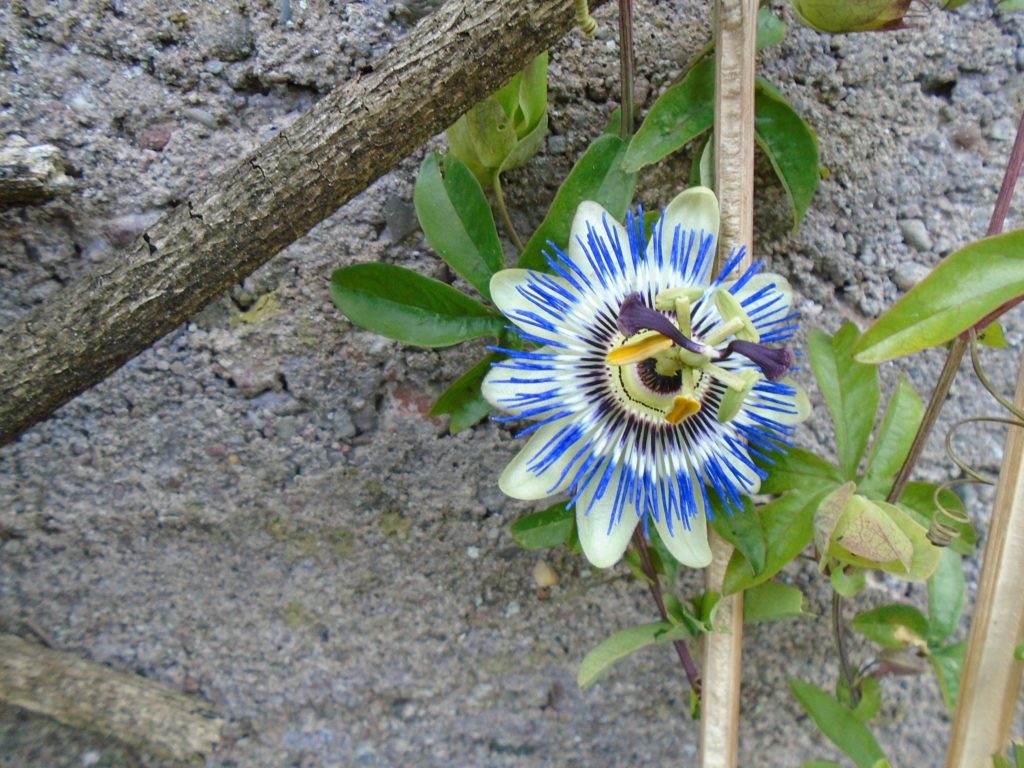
[[725, 340, 793, 381], [617, 294, 706, 355]]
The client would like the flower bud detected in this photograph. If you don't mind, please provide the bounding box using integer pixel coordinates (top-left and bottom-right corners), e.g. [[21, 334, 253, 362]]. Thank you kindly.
[[446, 53, 549, 187], [791, 0, 912, 33]]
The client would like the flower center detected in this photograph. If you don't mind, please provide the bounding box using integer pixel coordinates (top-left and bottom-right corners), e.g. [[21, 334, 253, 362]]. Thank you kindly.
[[606, 290, 793, 424]]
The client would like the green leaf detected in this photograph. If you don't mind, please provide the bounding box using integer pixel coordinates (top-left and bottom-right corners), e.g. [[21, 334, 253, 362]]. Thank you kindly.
[[501, 111, 548, 174], [978, 319, 1010, 348], [852, 676, 883, 722], [664, 593, 715, 635], [756, 7, 787, 49], [516, 51, 548, 133], [927, 548, 965, 645], [1015, 642, 1024, 662], [509, 502, 574, 549], [760, 446, 844, 496], [854, 229, 1024, 363], [898, 482, 976, 556], [577, 620, 689, 689], [518, 134, 637, 271], [999, 0, 1024, 10], [809, 324, 881, 479], [429, 354, 498, 434], [723, 490, 829, 594], [330, 263, 503, 347], [690, 133, 714, 188], [861, 375, 923, 496], [829, 498, 940, 581], [830, 564, 866, 597], [830, 496, 915, 574], [789, 679, 887, 768], [710, 496, 767, 574], [622, 58, 715, 173], [930, 640, 967, 713], [852, 604, 929, 648], [754, 79, 820, 231], [743, 581, 811, 623], [414, 152, 505, 299], [449, 393, 491, 433]]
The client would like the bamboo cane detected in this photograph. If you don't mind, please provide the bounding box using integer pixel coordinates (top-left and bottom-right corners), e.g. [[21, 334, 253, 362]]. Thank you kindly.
[[945, 350, 1024, 766], [699, 0, 757, 766]]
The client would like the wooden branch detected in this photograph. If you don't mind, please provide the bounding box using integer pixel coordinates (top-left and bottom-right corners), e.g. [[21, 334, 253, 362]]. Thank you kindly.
[[0, 0, 608, 446], [0, 633, 225, 762], [700, 1, 757, 766], [945, 351, 1024, 767], [0, 137, 74, 207]]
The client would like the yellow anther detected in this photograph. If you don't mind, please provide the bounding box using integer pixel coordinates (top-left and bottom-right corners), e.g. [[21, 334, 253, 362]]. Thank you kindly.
[[714, 289, 759, 343], [607, 333, 674, 366], [666, 396, 701, 424], [654, 286, 705, 310]]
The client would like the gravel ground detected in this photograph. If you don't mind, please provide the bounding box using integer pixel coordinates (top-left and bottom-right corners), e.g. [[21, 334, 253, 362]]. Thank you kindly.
[[1, 0, 1023, 766]]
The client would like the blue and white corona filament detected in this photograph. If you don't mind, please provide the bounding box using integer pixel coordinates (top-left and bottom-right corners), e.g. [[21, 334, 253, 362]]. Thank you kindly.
[[483, 187, 809, 569]]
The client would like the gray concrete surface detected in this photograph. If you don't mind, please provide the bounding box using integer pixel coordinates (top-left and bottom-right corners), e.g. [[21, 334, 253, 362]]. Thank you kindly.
[[1, 0, 1023, 765]]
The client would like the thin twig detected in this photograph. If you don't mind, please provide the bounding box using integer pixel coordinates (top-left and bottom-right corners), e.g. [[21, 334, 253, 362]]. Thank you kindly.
[[887, 110, 1024, 504], [630, 527, 703, 694], [831, 591, 858, 701], [887, 338, 967, 504], [492, 173, 525, 253], [618, 0, 636, 139]]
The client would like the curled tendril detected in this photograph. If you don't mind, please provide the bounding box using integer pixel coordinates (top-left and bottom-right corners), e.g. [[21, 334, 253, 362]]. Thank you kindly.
[[574, 0, 598, 36], [930, 330, 1024, 546]]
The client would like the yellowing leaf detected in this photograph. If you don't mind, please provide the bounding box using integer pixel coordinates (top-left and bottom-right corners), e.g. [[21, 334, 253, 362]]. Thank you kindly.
[[831, 495, 914, 572]]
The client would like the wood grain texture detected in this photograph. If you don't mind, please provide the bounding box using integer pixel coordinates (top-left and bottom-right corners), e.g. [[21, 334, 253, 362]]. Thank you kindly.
[[945, 351, 1024, 767], [0, 0, 608, 445], [0, 634, 225, 761], [701, 0, 757, 766], [0, 138, 74, 207]]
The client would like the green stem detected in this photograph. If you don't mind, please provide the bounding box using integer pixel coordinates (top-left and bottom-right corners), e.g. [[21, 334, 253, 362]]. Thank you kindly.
[[887, 338, 967, 505], [618, 0, 636, 139], [492, 172, 524, 254], [831, 590, 858, 702], [886, 112, 1024, 505], [630, 527, 702, 695]]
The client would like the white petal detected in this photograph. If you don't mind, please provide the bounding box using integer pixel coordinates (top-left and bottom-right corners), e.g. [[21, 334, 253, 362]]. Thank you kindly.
[[652, 187, 720, 281], [482, 345, 564, 416], [749, 378, 811, 427], [567, 201, 630, 284], [575, 464, 639, 568], [490, 269, 575, 343], [725, 272, 793, 322], [498, 419, 585, 500], [653, 470, 712, 568], [726, 449, 762, 496]]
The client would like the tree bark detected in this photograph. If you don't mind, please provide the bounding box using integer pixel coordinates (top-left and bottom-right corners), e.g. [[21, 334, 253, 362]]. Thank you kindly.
[[0, 633, 225, 761], [0, 0, 608, 446], [0, 138, 74, 207]]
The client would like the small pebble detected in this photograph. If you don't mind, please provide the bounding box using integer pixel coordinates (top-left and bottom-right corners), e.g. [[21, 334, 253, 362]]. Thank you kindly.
[[138, 124, 172, 151], [892, 261, 931, 292], [182, 107, 220, 129], [532, 560, 558, 588], [466, 545, 480, 559], [989, 117, 1015, 142], [504, 601, 520, 616], [898, 218, 933, 252]]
